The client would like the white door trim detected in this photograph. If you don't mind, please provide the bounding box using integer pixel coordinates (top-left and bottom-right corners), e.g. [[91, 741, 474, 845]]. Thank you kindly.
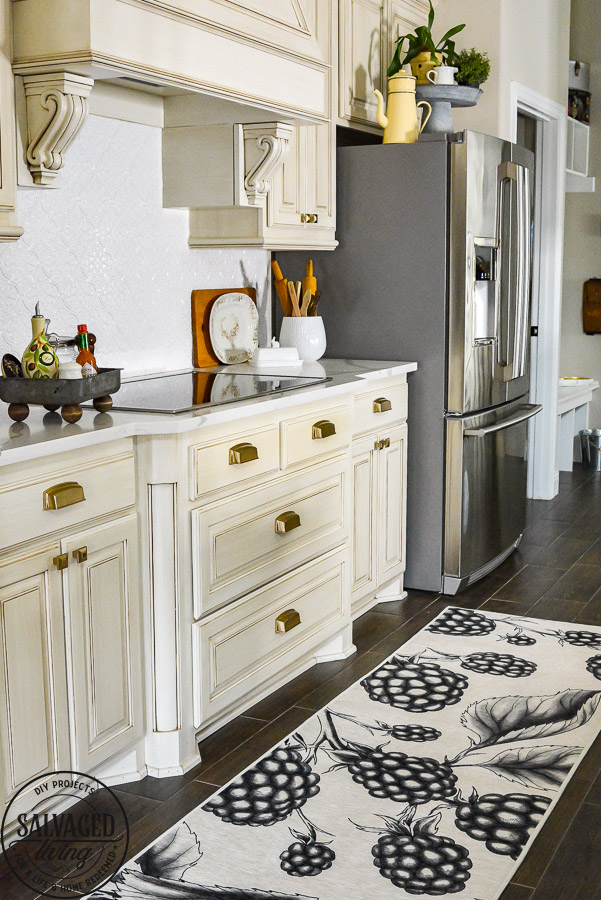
[[510, 82, 566, 499]]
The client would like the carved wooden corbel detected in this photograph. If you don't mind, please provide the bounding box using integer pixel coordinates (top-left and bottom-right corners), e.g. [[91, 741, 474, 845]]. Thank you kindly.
[[243, 122, 293, 207], [22, 73, 94, 185]]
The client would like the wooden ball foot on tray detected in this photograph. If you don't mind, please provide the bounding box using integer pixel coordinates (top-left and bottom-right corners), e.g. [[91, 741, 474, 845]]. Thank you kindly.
[[61, 404, 82, 424], [93, 395, 113, 413], [43, 404, 60, 412], [8, 402, 29, 422]]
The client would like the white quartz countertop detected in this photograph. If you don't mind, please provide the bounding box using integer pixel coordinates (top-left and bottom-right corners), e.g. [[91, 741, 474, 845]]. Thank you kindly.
[[0, 359, 417, 466]]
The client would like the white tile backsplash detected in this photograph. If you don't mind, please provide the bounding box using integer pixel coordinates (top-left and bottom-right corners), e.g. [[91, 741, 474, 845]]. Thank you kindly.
[[0, 114, 271, 375]]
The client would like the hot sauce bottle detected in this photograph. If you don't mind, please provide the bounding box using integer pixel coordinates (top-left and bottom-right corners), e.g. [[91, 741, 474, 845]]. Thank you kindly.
[[76, 324, 98, 376]]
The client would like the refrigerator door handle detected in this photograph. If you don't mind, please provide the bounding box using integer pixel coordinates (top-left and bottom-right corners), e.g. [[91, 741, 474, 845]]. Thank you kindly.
[[494, 161, 531, 383], [464, 403, 542, 437]]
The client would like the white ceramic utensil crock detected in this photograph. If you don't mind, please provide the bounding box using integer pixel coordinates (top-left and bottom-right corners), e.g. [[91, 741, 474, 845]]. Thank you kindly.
[[279, 317, 326, 362]]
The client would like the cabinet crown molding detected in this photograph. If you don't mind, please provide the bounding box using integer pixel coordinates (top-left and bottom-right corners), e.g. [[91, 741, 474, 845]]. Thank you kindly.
[[22, 72, 94, 186]]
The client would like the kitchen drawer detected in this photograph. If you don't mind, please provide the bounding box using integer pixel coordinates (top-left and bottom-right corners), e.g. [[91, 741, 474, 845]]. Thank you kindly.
[[192, 459, 348, 617], [190, 423, 279, 499], [0, 441, 135, 549], [353, 381, 408, 436], [193, 548, 348, 727], [280, 403, 350, 468]]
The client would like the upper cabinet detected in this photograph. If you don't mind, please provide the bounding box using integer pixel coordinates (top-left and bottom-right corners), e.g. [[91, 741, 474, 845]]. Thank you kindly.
[[338, 0, 429, 131], [12, 0, 332, 122]]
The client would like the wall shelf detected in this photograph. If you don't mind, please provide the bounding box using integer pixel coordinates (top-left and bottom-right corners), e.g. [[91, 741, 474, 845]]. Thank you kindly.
[[566, 116, 596, 193]]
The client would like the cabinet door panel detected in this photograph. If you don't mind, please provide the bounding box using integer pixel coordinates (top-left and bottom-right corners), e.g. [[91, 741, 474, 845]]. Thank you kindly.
[[351, 441, 378, 602], [305, 123, 336, 229], [386, 0, 428, 67], [64, 516, 143, 770], [339, 0, 384, 125], [268, 126, 305, 227], [0, 546, 69, 811], [378, 424, 407, 584]]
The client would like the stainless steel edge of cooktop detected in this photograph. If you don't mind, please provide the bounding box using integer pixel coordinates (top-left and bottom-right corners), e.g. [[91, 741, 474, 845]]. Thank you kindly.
[[88, 371, 332, 414]]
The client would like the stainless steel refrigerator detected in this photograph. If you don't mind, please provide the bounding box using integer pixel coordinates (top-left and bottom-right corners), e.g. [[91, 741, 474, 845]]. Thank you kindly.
[[280, 130, 541, 594]]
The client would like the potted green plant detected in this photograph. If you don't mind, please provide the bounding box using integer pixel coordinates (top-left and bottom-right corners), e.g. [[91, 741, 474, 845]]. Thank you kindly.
[[455, 48, 491, 87], [388, 1, 465, 84]]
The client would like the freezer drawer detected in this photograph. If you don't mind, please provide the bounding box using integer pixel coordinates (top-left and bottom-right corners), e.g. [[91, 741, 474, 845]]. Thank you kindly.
[[444, 400, 541, 592]]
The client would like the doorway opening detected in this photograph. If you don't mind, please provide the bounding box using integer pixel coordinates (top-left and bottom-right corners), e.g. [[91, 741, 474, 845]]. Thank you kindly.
[[511, 84, 567, 499]]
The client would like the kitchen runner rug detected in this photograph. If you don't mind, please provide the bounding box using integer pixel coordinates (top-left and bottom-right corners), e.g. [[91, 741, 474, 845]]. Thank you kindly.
[[94, 606, 601, 900]]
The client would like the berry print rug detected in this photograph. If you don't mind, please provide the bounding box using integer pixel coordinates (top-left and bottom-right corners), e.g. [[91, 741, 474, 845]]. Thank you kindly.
[[93, 606, 601, 899]]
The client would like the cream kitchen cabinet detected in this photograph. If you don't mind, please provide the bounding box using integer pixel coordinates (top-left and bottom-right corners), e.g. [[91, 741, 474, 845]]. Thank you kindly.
[[0, 439, 143, 825], [267, 123, 337, 249], [0, 544, 70, 818], [338, 0, 429, 131], [351, 376, 409, 616], [62, 515, 144, 773]]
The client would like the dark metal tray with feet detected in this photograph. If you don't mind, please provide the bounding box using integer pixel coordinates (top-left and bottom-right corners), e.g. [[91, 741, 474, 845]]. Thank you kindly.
[[0, 368, 121, 423]]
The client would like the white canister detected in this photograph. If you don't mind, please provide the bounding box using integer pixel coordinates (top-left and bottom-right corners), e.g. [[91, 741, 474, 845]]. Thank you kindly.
[[58, 361, 83, 379], [279, 317, 326, 362]]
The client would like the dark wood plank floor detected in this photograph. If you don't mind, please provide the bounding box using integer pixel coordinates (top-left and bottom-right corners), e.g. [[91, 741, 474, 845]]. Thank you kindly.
[[4, 465, 601, 898]]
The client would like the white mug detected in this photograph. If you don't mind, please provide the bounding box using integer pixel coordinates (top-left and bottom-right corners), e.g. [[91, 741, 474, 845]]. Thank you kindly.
[[427, 65, 458, 85]]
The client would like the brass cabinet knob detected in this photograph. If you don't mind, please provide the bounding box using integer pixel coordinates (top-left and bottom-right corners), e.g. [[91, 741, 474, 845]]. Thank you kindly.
[[312, 419, 336, 440], [229, 442, 259, 465], [381, 437, 390, 448], [374, 439, 383, 450], [73, 546, 87, 563], [274, 511, 302, 534], [43, 481, 86, 510], [275, 608, 301, 633], [373, 397, 392, 413], [52, 553, 69, 571], [308, 213, 319, 224], [301, 213, 309, 223]]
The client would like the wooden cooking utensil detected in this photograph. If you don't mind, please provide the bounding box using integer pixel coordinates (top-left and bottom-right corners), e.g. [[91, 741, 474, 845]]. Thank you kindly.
[[295, 281, 302, 305], [271, 260, 292, 317], [287, 281, 301, 317], [302, 259, 317, 297], [191, 287, 256, 367], [301, 289, 312, 316]]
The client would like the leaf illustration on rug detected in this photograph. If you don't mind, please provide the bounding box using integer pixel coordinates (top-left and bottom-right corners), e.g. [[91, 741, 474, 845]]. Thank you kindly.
[[453, 790, 551, 859], [279, 809, 336, 877], [361, 656, 469, 712], [468, 745, 581, 789], [458, 688, 601, 746], [93, 820, 319, 899], [315, 709, 459, 804], [353, 806, 473, 895], [427, 608, 497, 637], [136, 822, 202, 879], [203, 736, 320, 827]]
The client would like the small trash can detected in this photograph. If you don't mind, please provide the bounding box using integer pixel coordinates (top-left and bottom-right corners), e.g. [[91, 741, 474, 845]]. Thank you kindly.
[[580, 428, 601, 470]]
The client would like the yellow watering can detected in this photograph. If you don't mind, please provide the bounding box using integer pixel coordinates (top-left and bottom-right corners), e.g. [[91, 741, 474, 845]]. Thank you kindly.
[[374, 71, 432, 144]]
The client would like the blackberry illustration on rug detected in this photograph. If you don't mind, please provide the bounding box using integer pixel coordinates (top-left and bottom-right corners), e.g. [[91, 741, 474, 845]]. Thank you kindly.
[[92, 607, 601, 899]]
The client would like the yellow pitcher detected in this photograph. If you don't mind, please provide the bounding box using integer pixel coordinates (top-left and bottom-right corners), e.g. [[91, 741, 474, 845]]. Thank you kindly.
[[374, 71, 431, 144]]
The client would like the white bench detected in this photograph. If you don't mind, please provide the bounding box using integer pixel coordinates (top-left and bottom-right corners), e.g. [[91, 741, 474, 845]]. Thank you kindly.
[[556, 380, 600, 471]]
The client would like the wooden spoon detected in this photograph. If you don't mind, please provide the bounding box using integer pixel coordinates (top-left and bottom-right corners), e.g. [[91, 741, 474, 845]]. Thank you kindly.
[[300, 289, 312, 316], [287, 281, 301, 316]]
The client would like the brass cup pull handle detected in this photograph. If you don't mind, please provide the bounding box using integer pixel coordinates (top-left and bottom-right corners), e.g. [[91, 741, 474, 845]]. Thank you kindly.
[[229, 442, 259, 465], [73, 546, 87, 563], [373, 397, 392, 413], [275, 608, 301, 633], [275, 511, 302, 534], [312, 419, 336, 440], [53, 553, 69, 571], [43, 481, 86, 510]]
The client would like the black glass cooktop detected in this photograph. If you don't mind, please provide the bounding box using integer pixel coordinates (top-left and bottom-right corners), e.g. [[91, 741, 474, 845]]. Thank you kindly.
[[104, 371, 329, 414]]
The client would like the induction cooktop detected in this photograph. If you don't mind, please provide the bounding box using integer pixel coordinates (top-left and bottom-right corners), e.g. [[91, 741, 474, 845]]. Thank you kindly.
[[102, 371, 330, 414]]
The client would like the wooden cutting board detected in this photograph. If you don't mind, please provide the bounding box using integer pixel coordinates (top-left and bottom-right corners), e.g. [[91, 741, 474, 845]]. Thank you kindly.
[[191, 287, 257, 367]]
